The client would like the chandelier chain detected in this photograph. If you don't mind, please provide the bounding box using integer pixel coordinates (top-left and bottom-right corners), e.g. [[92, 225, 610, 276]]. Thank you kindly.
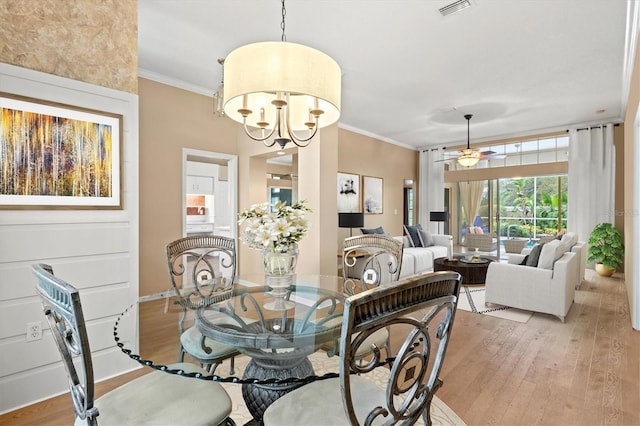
[[281, 0, 287, 42]]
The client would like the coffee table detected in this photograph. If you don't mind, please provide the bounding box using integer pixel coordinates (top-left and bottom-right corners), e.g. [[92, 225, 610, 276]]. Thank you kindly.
[[433, 256, 493, 285]]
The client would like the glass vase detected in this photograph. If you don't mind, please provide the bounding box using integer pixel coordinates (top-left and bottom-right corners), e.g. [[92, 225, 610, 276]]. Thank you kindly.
[[262, 247, 298, 310]]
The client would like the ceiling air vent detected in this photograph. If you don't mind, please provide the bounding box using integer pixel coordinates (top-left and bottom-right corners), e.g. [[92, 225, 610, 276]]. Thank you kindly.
[[439, 0, 472, 16]]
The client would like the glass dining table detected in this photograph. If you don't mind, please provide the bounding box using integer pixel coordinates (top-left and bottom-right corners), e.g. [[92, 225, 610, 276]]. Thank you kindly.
[[114, 274, 349, 424]]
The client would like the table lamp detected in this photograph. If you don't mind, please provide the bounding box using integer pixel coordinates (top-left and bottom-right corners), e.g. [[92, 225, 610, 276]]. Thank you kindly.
[[430, 211, 447, 234], [338, 212, 364, 237]]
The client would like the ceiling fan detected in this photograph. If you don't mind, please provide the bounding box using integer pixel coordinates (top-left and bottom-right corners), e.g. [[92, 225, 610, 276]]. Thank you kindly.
[[437, 114, 505, 167]]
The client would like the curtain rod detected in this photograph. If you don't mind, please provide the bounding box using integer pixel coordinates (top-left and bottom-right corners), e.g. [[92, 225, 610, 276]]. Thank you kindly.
[[422, 122, 621, 150], [574, 123, 620, 132]]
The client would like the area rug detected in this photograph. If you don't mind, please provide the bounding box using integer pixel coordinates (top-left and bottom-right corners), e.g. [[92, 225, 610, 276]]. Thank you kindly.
[[216, 352, 466, 425], [457, 285, 533, 323]]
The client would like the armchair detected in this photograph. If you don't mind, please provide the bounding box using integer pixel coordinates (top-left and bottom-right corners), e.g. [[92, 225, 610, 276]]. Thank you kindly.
[[485, 250, 578, 322], [464, 232, 497, 252], [520, 232, 586, 289]]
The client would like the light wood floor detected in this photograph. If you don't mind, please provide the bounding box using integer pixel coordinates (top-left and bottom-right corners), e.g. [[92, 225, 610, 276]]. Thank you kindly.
[[2, 270, 639, 425]]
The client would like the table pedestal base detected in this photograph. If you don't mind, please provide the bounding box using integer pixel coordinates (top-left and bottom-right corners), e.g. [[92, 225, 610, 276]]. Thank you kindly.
[[242, 356, 314, 424]]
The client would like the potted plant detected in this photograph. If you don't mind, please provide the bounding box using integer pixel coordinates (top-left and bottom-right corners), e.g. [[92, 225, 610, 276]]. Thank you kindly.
[[587, 223, 624, 277]]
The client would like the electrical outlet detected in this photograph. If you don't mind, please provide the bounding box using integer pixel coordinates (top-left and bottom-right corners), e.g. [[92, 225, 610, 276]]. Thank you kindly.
[[26, 321, 42, 342]]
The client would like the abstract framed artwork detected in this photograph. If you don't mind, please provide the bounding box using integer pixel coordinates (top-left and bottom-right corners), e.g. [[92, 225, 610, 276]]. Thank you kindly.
[[363, 175, 383, 214], [337, 172, 360, 213], [0, 93, 121, 208]]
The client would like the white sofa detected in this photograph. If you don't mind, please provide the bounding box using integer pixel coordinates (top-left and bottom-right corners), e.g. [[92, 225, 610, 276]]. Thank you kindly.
[[485, 250, 578, 322], [393, 235, 452, 278]]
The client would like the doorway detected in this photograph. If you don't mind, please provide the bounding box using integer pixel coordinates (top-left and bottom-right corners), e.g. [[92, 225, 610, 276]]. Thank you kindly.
[[182, 148, 238, 240]]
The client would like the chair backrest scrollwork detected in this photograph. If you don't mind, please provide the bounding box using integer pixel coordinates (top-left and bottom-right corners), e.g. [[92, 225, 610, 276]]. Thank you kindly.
[[342, 234, 404, 295], [339, 271, 463, 425], [33, 263, 100, 426], [166, 235, 237, 333]]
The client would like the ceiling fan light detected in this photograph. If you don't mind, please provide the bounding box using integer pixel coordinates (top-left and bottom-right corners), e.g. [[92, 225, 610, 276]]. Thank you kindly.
[[457, 149, 481, 167]]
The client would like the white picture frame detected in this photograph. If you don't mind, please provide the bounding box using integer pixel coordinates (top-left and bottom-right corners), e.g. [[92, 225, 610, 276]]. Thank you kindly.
[[363, 175, 383, 214], [337, 172, 360, 213]]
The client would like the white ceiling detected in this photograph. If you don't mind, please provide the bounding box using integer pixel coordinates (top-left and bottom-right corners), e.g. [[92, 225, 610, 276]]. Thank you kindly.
[[138, 0, 636, 150]]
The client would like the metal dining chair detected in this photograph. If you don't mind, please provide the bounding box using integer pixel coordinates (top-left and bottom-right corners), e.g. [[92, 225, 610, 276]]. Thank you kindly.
[[166, 235, 240, 374], [33, 263, 235, 426], [263, 271, 463, 426], [334, 234, 404, 361]]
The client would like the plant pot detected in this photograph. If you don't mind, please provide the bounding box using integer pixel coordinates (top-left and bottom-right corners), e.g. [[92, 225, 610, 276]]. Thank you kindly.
[[595, 263, 615, 277]]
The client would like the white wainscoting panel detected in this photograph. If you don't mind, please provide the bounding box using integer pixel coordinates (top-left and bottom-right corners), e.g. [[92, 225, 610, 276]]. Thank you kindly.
[[0, 63, 139, 414]]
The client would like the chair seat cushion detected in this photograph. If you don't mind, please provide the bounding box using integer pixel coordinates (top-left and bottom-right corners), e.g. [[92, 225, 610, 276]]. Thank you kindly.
[[76, 363, 231, 426], [355, 328, 389, 358], [181, 326, 239, 360], [320, 316, 389, 358], [263, 374, 463, 426], [263, 376, 381, 425]]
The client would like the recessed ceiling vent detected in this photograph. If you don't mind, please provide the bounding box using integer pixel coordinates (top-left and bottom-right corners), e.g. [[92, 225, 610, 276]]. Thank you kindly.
[[439, 0, 472, 16]]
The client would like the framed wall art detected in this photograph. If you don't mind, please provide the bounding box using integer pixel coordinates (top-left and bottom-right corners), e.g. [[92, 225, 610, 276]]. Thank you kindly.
[[0, 93, 122, 208], [337, 172, 360, 213], [363, 175, 383, 214]]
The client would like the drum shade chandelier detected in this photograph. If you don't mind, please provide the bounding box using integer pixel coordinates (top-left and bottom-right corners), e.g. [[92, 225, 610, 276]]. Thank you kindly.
[[222, 0, 341, 148]]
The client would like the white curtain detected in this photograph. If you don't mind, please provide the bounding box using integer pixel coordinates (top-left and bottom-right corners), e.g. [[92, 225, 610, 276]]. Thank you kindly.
[[418, 149, 445, 233], [567, 124, 615, 243], [459, 181, 484, 235]]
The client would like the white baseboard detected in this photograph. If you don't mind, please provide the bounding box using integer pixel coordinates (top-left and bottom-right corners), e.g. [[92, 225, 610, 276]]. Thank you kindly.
[[138, 289, 173, 302]]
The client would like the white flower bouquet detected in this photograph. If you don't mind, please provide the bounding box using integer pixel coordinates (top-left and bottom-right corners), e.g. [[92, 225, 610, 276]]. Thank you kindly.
[[238, 200, 311, 253]]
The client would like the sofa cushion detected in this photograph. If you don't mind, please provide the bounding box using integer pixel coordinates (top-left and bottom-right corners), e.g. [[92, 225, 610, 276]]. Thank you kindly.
[[399, 253, 415, 278], [393, 236, 411, 248], [560, 232, 578, 251], [361, 226, 385, 234], [403, 224, 423, 247], [537, 239, 565, 269], [525, 243, 545, 267], [403, 247, 433, 272], [419, 229, 434, 247]]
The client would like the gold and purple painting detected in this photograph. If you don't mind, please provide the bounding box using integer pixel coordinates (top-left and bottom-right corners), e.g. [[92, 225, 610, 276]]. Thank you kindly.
[[0, 94, 120, 207]]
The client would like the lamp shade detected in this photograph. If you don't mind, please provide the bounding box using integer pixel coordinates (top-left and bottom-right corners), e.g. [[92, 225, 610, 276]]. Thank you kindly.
[[338, 212, 364, 228], [430, 211, 447, 222], [223, 41, 341, 131]]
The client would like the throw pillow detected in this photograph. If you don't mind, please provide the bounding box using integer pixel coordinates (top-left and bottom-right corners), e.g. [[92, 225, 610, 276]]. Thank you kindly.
[[361, 226, 385, 235], [560, 232, 578, 252], [520, 255, 529, 265], [419, 229, 434, 247], [525, 243, 545, 267], [475, 227, 484, 234], [403, 224, 423, 248], [537, 239, 564, 269]]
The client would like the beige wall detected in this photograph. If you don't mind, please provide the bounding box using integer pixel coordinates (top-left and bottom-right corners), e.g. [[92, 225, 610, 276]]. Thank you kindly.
[[0, 0, 138, 94], [138, 78, 238, 295], [337, 129, 419, 246], [236, 125, 342, 277]]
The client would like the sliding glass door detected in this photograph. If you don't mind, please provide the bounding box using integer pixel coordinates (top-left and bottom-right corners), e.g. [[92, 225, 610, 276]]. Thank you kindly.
[[456, 174, 567, 255]]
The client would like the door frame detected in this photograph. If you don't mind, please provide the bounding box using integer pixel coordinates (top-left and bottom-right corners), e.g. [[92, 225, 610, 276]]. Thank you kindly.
[[182, 148, 238, 240]]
